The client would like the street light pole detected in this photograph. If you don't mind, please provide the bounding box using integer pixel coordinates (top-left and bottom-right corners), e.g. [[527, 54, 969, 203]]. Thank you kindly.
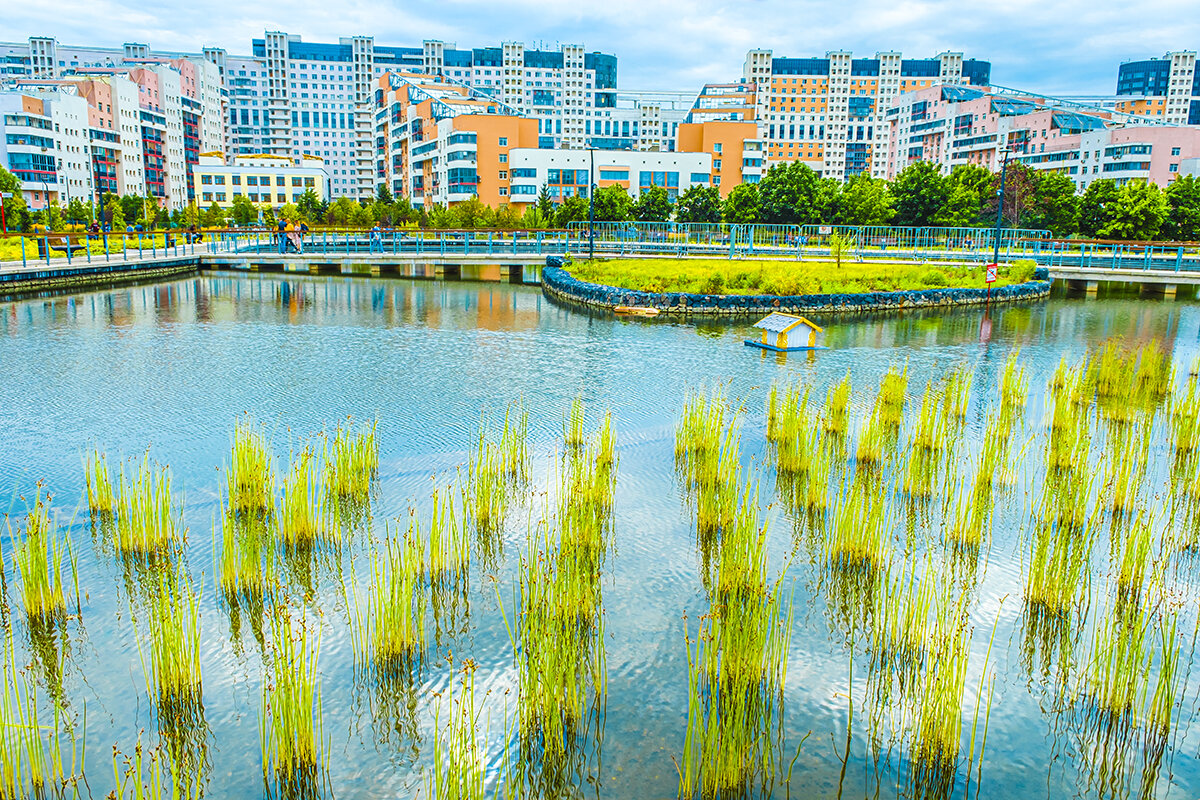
[[992, 144, 1012, 268]]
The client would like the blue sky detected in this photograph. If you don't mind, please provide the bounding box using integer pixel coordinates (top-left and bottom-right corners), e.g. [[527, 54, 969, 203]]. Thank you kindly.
[[6, 0, 1200, 97]]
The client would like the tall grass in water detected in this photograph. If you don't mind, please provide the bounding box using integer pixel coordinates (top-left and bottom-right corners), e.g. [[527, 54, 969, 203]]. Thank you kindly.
[[115, 456, 184, 557], [322, 418, 378, 504], [822, 372, 852, 439], [999, 349, 1028, 423], [9, 491, 67, 620], [679, 484, 794, 799], [351, 520, 427, 670], [564, 395, 586, 449], [262, 610, 326, 799], [467, 432, 508, 566], [84, 449, 115, 516], [500, 401, 531, 485], [218, 511, 275, 605], [425, 662, 487, 800], [279, 449, 324, 547], [876, 363, 909, 430], [228, 417, 275, 516]]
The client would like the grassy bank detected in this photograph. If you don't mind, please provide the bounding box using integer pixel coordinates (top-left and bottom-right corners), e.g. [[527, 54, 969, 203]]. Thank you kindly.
[[568, 258, 1033, 296]]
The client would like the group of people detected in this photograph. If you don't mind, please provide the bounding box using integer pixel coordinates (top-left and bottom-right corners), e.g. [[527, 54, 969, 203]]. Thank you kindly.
[[276, 219, 310, 254]]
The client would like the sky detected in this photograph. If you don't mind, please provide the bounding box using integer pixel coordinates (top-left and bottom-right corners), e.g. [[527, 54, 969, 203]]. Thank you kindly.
[[6, 0, 1200, 98]]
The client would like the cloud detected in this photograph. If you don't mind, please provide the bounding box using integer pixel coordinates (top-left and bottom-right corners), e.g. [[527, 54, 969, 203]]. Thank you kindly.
[[5, 0, 1200, 97]]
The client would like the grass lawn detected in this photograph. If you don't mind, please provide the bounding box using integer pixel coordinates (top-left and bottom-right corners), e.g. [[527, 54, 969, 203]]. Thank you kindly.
[[568, 258, 1034, 296]]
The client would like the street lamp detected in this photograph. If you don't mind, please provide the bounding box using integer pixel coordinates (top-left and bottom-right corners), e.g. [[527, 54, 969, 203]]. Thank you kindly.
[[991, 144, 1012, 269], [587, 147, 595, 260]]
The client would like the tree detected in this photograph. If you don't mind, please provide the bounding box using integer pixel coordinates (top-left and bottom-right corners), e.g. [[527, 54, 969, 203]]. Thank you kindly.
[[326, 197, 359, 226], [891, 162, 948, 227], [182, 201, 201, 227], [833, 172, 894, 226], [674, 185, 722, 224], [277, 202, 300, 222], [633, 186, 672, 222], [1099, 180, 1169, 241], [1077, 179, 1119, 238], [1164, 175, 1200, 241], [722, 183, 760, 225], [757, 161, 825, 225], [1028, 172, 1079, 237], [450, 196, 489, 228], [260, 205, 276, 229], [494, 204, 522, 230], [983, 162, 1038, 228], [554, 195, 589, 228], [376, 183, 393, 205], [203, 202, 226, 228], [65, 198, 90, 225], [592, 185, 632, 222], [296, 189, 325, 224], [230, 194, 257, 226], [0, 165, 27, 232], [153, 207, 170, 229], [521, 205, 550, 229], [105, 195, 125, 230], [537, 184, 554, 220]]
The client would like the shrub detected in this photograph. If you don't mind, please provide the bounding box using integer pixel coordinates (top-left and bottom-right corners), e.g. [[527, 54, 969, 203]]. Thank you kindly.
[[1008, 259, 1037, 283], [701, 272, 726, 294], [919, 269, 948, 287]]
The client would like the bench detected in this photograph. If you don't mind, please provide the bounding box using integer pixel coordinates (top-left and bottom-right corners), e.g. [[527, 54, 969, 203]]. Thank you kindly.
[[36, 236, 87, 258]]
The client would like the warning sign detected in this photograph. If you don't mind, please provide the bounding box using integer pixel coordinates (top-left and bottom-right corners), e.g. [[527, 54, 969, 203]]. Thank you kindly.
[[986, 265, 997, 284]]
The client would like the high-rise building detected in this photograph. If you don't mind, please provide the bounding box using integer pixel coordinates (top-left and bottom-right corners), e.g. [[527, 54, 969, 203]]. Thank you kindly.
[[735, 49, 990, 180], [884, 83, 1200, 189], [1115, 52, 1200, 125]]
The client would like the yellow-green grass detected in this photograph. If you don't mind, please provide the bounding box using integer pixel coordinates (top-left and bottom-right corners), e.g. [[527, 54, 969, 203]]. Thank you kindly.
[[9, 492, 67, 620], [568, 258, 1022, 296], [261, 610, 324, 794], [0, 234, 184, 262]]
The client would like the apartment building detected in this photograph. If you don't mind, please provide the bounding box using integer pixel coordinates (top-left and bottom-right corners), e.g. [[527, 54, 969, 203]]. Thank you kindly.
[[739, 49, 990, 180], [884, 84, 1200, 189], [192, 153, 329, 208], [1115, 52, 1200, 125], [506, 149, 714, 206]]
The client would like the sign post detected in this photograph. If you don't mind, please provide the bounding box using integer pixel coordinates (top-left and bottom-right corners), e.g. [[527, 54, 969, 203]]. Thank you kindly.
[[985, 263, 997, 303], [0, 191, 10, 234]]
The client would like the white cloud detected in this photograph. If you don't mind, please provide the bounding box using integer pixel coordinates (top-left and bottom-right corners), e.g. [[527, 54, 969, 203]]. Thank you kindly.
[[6, 0, 1200, 96]]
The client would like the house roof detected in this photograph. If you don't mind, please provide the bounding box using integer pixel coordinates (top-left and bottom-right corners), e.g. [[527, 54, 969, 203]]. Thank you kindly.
[[753, 312, 823, 334]]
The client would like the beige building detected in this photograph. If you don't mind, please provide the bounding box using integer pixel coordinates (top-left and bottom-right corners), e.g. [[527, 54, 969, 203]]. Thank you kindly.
[[192, 152, 329, 207]]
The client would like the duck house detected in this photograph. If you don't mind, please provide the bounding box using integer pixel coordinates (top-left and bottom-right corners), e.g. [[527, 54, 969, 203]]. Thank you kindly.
[[745, 312, 823, 352]]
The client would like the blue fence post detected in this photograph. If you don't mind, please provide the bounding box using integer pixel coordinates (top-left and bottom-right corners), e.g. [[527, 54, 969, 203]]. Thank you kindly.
[[21, 236, 26, 269], [1177, 248, 1184, 273], [42, 233, 50, 265]]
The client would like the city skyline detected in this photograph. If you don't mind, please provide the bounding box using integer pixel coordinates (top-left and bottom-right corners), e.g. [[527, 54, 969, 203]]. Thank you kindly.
[[6, 0, 1200, 97]]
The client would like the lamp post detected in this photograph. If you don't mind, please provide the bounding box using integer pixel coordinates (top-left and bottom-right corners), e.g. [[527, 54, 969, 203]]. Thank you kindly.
[[991, 144, 1012, 269]]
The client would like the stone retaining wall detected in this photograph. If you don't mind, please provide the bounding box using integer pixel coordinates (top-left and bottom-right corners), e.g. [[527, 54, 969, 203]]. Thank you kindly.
[[0, 261, 200, 298], [541, 262, 1051, 317]]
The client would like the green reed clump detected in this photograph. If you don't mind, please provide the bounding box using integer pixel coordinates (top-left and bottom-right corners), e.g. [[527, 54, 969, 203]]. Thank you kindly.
[[1114, 512, 1154, 603], [1145, 614, 1180, 747], [228, 417, 275, 517], [145, 569, 203, 718], [822, 372, 852, 438], [426, 662, 486, 800], [353, 521, 427, 668], [693, 426, 742, 548], [677, 391, 727, 470], [1085, 599, 1148, 725], [279, 448, 324, 546], [428, 485, 470, 579], [1104, 423, 1150, 517], [1171, 376, 1200, 460], [824, 476, 892, 575], [262, 610, 325, 797], [941, 365, 972, 426], [870, 555, 937, 692], [1000, 349, 1028, 421], [910, 592, 973, 792], [322, 418, 378, 503], [564, 395, 586, 449], [84, 449, 115, 516], [115, 455, 184, 557], [1087, 338, 1173, 416], [1025, 492, 1097, 618], [947, 478, 990, 554], [9, 492, 67, 620], [500, 401, 531, 485], [855, 417, 887, 469], [911, 382, 947, 456], [875, 363, 909, 430], [467, 432, 508, 542], [768, 385, 815, 479], [218, 512, 274, 604]]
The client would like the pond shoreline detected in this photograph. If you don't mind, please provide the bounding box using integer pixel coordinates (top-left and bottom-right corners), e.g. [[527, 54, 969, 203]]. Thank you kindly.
[[541, 262, 1052, 317]]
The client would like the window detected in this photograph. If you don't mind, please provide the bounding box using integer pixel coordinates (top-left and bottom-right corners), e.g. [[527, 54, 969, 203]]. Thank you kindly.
[[214, 175, 225, 185], [498, 136, 508, 146], [277, 193, 285, 203], [599, 168, 628, 180], [292, 177, 302, 186], [499, 187, 508, 196], [216, 192, 227, 201], [1171, 164, 1179, 172], [247, 176, 257, 186], [499, 154, 508, 163], [276, 176, 285, 186], [1172, 147, 1182, 156], [202, 192, 212, 202], [201, 175, 213, 185], [499, 171, 508, 179]]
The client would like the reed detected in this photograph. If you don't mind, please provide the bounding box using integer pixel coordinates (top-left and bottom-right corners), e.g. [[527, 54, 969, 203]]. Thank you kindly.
[[84, 449, 115, 516], [875, 363, 909, 430], [9, 491, 67, 620], [824, 477, 892, 575], [1085, 599, 1147, 725], [428, 485, 470, 580], [228, 417, 275, 517], [1114, 512, 1154, 604], [822, 372, 852, 438], [322, 418, 378, 503], [999, 350, 1028, 421], [946, 479, 990, 555], [911, 383, 947, 456], [467, 432, 508, 544], [910, 593, 972, 793], [217, 512, 274, 604], [145, 568, 203, 719], [869, 554, 937, 694], [262, 610, 325, 797], [279, 448, 324, 547], [1025, 490, 1097, 618], [426, 662, 486, 800], [114, 455, 184, 557], [1145, 613, 1180, 746], [768, 384, 814, 479], [353, 520, 427, 668], [500, 401, 531, 485], [941, 365, 972, 425], [676, 391, 727, 473], [1171, 376, 1200, 460], [564, 395, 586, 449]]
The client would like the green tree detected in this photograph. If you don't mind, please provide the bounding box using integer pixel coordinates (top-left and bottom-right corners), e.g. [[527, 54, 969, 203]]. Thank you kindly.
[[277, 202, 300, 222], [674, 185, 722, 224], [521, 205, 550, 229], [352, 202, 375, 227], [757, 161, 825, 225], [1027, 172, 1080, 236], [376, 183, 393, 205], [592, 185, 633, 222], [182, 201, 201, 227], [494, 204, 522, 229], [985, 162, 1039, 228], [449, 196, 488, 228], [891, 162, 949, 227], [833, 172, 894, 226], [106, 195, 125, 230], [230, 194, 257, 226], [0, 165, 27, 232], [1077, 179, 1119, 238], [537, 184, 554, 220], [65, 198, 90, 225], [633, 185, 673, 222], [1164, 175, 1200, 241], [296, 189, 324, 223], [326, 197, 359, 226], [554, 195, 589, 228], [260, 205, 276, 229], [1099, 180, 1169, 241], [722, 183, 760, 225], [203, 202, 226, 227]]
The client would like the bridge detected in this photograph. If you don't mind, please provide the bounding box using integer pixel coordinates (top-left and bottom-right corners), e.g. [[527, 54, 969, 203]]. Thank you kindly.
[[3, 225, 1199, 297]]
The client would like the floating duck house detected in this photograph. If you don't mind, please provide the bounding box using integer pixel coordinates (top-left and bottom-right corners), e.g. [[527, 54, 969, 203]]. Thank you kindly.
[[746, 312, 823, 352]]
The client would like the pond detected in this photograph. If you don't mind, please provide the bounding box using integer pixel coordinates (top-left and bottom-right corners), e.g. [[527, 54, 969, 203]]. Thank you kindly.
[[0, 272, 1198, 800]]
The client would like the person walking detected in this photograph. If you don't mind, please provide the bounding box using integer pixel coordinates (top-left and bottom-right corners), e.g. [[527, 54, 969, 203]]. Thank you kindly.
[[298, 221, 309, 254], [277, 218, 287, 254], [370, 224, 383, 254]]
